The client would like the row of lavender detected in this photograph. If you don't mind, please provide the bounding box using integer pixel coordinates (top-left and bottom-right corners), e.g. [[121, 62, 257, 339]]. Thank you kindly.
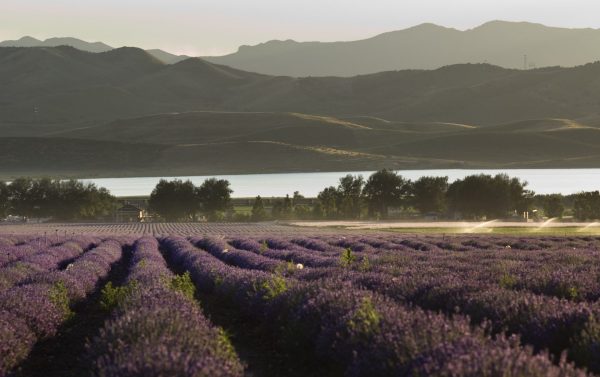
[[0, 236, 121, 376], [0, 235, 246, 377], [3, 233, 600, 376], [185, 234, 600, 374], [162, 236, 590, 376], [85, 237, 243, 376]]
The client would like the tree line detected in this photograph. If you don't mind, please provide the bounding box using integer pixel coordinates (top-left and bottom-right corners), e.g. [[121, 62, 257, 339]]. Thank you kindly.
[[148, 178, 232, 221], [0, 178, 116, 221], [2, 172, 599, 222], [250, 171, 600, 221]]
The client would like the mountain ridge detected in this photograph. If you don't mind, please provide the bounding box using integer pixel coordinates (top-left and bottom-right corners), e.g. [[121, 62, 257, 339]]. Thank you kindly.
[[203, 21, 600, 76]]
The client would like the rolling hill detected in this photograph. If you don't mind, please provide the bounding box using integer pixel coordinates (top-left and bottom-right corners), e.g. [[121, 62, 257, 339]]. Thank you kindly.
[[2, 111, 600, 179], [4, 46, 600, 127], [204, 21, 600, 76], [2, 44, 600, 177], [0, 36, 189, 64]]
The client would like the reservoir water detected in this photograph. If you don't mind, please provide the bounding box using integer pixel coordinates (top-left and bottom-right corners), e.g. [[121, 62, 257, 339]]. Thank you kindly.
[[82, 169, 600, 197]]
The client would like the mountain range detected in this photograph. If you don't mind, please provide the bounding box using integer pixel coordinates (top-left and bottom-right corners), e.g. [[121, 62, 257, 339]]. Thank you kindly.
[[1, 43, 600, 177], [203, 21, 600, 76], [6, 21, 600, 77], [0, 36, 189, 64]]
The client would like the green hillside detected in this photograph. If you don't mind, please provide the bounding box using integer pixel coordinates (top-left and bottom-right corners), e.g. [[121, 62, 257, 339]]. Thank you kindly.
[[3, 45, 600, 176]]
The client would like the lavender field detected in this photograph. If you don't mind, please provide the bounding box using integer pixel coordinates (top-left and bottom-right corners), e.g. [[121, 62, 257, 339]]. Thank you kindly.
[[2, 232, 600, 376]]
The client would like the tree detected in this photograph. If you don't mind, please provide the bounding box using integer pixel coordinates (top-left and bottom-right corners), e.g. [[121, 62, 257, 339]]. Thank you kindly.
[[29, 178, 60, 218], [447, 174, 530, 219], [0, 181, 9, 218], [292, 191, 304, 204], [272, 195, 293, 219], [573, 191, 600, 220], [410, 176, 448, 215], [251, 196, 267, 221], [196, 178, 233, 221], [363, 170, 409, 218], [542, 194, 565, 218], [317, 186, 339, 219], [149, 179, 198, 221], [337, 174, 364, 219], [8, 177, 35, 217]]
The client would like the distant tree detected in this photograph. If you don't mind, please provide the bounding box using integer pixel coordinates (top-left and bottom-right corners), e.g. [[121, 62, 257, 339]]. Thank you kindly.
[[293, 204, 312, 219], [337, 174, 364, 219], [149, 179, 198, 221], [311, 202, 324, 219], [447, 174, 530, 219], [8, 178, 35, 217], [29, 178, 60, 218], [282, 194, 292, 216], [363, 170, 409, 218], [410, 176, 449, 215], [251, 195, 267, 221], [196, 178, 233, 221], [542, 194, 565, 218], [291, 191, 311, 219], [292, 191, 305, 204], [271, 200, 283, 218], [55, 180, 116, 221], [317, 186, 339, 219], [0, 181, 9, 218], [573, 191, 600, 220]]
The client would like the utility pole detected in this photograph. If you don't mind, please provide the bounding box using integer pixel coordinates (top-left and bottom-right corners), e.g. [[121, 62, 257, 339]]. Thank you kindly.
[[523, 54, 528, 70]]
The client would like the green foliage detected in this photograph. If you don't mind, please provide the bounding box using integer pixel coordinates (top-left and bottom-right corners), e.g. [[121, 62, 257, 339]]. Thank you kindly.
[[197, 178, 233, 221], [499, 272, 518, 289], [447, 174, 532, 219], [541, 194, 565, 218], [317, 186, 339, 219], [337, 174, 365, 219], [251, 195, 267, 221], [0, 181, 9, 218], [216, 328, 238, 360], [170, 272, 196, 300], [348, 297, 381, 336], [49, 281, 72, 319], [259, 240, 268, 254], [5, 177, 116, 220], [316, 174, 364, 219], [410, 176, 449, 214], [257, 275, 288, 301], [573, 191, 600, 220], [359, 255, 371, 272], [149, 179, 198, 221], [274, 261, 298, 276], [363, 169, 409, 219], [340, 247, 357, 267], [556, 283, 579, 300], [99, 281, 138, 312], [271, 194, 293, 219]]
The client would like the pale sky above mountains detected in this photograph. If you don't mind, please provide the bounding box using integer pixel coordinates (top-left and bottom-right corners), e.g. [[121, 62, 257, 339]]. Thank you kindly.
[[2, 0, 599, 56]]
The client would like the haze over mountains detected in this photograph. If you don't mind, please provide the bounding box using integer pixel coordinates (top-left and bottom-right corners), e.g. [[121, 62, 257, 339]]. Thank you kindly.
[[3, 21, 600, 177], [0, 36, 189, 64], [6, 21, 600, 76], [2, 43, 600, 177], [204, 21, 600, 76]]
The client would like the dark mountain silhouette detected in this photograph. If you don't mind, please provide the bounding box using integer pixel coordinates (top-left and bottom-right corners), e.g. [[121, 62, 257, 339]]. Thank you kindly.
[[0, 36, 189, 64], [0, 36, 113, 53], [2, 45, 600, 176], [3, 45, 600, 127], [145, 49, 190, 64], [204, 21, 600, 76]]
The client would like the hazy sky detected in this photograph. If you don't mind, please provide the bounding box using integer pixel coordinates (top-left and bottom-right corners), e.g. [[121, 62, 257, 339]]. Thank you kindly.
[[2, 0, 600, 56]]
